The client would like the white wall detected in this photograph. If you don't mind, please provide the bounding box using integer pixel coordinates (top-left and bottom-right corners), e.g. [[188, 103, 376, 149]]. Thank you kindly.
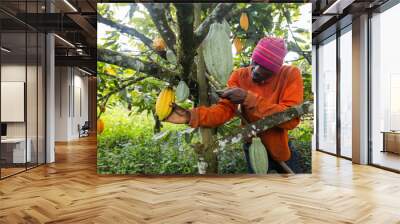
[[72, 72, 89, 138], [0, 65, 41, 138], [54, 66, 89, 141], [55, 66, 69, 141], [1, 65, 26, 138], [1, 63, 46, 164]]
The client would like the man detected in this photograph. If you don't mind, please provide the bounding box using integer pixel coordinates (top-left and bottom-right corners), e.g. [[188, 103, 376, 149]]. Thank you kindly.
[[166, 37, 304, 173]]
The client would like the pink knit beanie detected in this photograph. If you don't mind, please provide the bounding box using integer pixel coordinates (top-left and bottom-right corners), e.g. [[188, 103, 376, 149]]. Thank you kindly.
[[251, 37, 287, 74]]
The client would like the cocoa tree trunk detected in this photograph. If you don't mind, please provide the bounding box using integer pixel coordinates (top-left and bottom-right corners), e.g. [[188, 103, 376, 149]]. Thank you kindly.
[[194, 4, 218, 174], [152, 111, 162, 134]]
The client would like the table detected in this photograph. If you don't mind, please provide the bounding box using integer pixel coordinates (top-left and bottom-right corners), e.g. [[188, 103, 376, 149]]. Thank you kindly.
[[1, 138, 32, 163], [382, 131, 400, 154]]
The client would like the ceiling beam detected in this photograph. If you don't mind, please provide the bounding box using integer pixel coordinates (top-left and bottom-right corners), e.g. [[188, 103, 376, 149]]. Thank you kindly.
[[312, 15, 335, 33], [55, 55, 96, 71], [67, 14, 97, 47], [67, 13, 96, 39]]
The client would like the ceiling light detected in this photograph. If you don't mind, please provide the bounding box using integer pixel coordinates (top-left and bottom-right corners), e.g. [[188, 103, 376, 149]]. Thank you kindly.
[[54, 34, 75, 48], [76, 48, 85, 55], [63, 0, 78, 12], [322, 0, 354, 15], [1, 47, 11, 53], [78, 67, 92, 76]]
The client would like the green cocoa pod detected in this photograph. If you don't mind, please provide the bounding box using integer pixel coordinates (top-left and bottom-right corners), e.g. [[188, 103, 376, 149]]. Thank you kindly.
[[176, 81, 190, 102], [249, 137, 269, 174], [222, 19, 231, 36], [202, 20, 233, 85], [166, 49, 177, 64]]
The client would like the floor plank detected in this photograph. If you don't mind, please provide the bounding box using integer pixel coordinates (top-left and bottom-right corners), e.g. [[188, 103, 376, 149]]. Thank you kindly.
[[372, 150, 400, 171], [0, 136, 399, 223]]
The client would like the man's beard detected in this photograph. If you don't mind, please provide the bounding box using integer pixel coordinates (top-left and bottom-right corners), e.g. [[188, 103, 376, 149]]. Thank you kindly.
[[251, 71, 266, 83]]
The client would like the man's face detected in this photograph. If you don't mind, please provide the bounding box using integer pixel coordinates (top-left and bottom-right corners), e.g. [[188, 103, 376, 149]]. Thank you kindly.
[[251, 62, 274, 83]]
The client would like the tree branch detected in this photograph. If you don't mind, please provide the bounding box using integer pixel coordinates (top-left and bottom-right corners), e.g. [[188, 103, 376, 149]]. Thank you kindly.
[[98, 15, 170, 60], [281, 8, 311, 65], [98, 75, 148, 102], [98, 15, 153, 49], [174, 3, 196, 81], [98, 48, 180, 82], [214, 102, 313, 151], [225, 7, 242, 23], [164, 3, 177, 31], [193, 3, 235, 49], [194, 3, 209, 107], [144, 3, 177, 54]]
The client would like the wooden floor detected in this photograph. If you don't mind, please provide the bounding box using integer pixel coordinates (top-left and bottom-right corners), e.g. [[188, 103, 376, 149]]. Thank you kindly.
[[1, 163, 44, 178], [1, 167, 26, 178], [1, 136, 400, 223], [372, 150, 400, 171]]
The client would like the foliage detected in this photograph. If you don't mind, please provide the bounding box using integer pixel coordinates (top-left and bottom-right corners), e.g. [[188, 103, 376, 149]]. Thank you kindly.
[[98, 3, 312, 115], [97, 106, 198, 174], [97, 105, 313, 174], [97, 105, 251, 174], [217, 143, 248, 174], [289, 119, 313, 172]]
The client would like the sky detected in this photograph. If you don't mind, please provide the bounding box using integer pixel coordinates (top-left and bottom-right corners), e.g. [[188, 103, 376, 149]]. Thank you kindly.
[[98, 3, 312, 62]]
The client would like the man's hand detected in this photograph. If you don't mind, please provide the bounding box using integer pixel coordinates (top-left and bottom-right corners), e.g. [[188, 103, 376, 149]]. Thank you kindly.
[[164, 103, 190, 124], [220, 87, 248, 104]]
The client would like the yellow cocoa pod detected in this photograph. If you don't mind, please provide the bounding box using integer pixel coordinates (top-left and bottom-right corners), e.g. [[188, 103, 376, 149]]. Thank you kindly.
[[233, 38, 243, 54], [105, 66, 116, 75], [153, 37, 166, 51], [240, 13, 249, 32], [155, 87, 175, 120], [97, 119, 105, 134]]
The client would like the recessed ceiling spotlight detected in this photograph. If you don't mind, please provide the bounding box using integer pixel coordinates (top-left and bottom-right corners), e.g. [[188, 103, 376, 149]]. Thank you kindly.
[[63, 0, 78, 12], [323, 0, 354, 15], [54, 34, 75, 48], [78, 67, 92, 76], [1, 47, 11, 53]]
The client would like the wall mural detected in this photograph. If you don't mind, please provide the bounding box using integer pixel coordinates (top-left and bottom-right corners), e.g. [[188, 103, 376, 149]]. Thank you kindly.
[[96, 3, 313, 175]]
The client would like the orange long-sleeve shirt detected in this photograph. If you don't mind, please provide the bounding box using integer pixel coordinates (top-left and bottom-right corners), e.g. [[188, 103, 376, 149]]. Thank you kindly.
[[189, 65, 304, 161]]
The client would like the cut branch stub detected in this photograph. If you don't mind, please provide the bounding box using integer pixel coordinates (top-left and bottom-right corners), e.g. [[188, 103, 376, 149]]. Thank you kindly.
[[214, 102, 313, 151]]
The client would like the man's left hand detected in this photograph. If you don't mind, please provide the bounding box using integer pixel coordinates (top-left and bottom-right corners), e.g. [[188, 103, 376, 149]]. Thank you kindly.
[[164, 103, 190, 124], [220, 87, 247, 104]]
